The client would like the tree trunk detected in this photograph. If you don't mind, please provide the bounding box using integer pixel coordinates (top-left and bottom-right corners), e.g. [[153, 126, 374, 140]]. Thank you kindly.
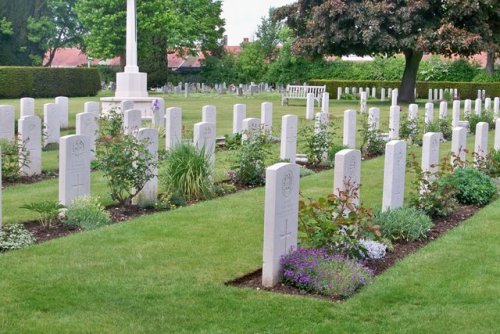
[[399, 50, 423, 103], [485, 51, 495, 74]]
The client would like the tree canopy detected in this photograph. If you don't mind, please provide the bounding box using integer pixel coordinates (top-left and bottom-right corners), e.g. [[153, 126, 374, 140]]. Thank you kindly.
[[274, 0, 498, 102]]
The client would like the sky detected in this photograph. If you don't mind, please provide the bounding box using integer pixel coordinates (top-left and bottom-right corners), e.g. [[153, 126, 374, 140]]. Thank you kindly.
[[222, 0, 296, 46]]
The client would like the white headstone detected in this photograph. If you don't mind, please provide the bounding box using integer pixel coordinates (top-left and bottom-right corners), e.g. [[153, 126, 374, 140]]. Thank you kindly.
[[391, 89, 398, 106], [194, 121, 216, 168], [389, 106, 400, 140], [333, 149, 361, 206], [121, 100, 134, 113], [474, 122, 489, 161], [19, 116, 42, 176], [43, 103, 60, 146], [452, 100, 461, 127], [123, 109, 142, 135], [242, 118, 261, 141], [261, 102, 273, 132], [422, 132, 441, 177], [433, 89, 438, 101], [343, 109, 356, 149], [184, 82, 189, 98], [451, 127, 467, 165], [380, 88, 386, 101], [428, 89, 433, 102], [306, 93, 315, 120], [464, 99, 472, 116], [0, 147, 1, 228], [425, 103, 434, 124], [494, 97, 499, 119], [439, 89, 444, 100], [76, 112, 99, 160], [233, 104, 246, 134], [485, 98, 492, 113], [280, 115, 298, 163], [368, 107, 380, 130], [55, 96, 69, 128], [360, 91, 367, 113], [409, 104, 418, 121], [0, 105, 15, 142], [495, 119, 500, 151], [84, 102, 100, 115], [59, 135, 91, 206], [382, 140, 407, 211], [371, 87, 376, 98], [262, 162, 300, 288], [439, 101, 448, 119], [202, 105, 216, 124], [165, 107, 182, 149], [20, 98, 35, 118], [474, 98, 482, 116], [321, 92, 330, 114], [151, 98, 165, 128], [132, 128, 158, 205], [337, 87, 342, 100]]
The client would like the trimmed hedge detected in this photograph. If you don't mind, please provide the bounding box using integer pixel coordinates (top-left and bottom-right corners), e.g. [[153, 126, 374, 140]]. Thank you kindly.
[[0, 67, 101, 98], [308, 79, 500, 100]]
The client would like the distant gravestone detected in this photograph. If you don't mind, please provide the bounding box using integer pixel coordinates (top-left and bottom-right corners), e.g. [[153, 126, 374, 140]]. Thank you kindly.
[[422, 132, 441, 178], [321, 92, 330, 114], [389, 106, 400, 140], [19, 116, 42, 176], [495, 119, 500, 151], [59, 135, 91, 206], [55, 96, 69, 128], [121, 100, 134, 113], [474, 98, 482, 116], [409, 104, 418, 121], [20, 98, 35, 118], [123, 109, 142, 135], [391, 89, 398, 106], [464, 99, 472, 116], [194, 122, 216, 168], [485, 98, 492, 113], [368, 107, 380, 130], [371, 87, 376, 98], [360, 91, 367, 113], [0, 105, 15, 142], [439, 101, 448, 119], [242, 118, 261, 141], [451, 127, 467, 165], [84, 102, 100, 115], [0, 148, 2, 228], [43, 103, 60, 146], [76, 112, 99, 160], [233, 104, 246, 134], [337, 87, 342, 100], [152, 99, 165, 128], [261, 102, 273, 133], [184, 82, 189, 98], [494, 97, 499, 119], [343, 109, 356, 149], [165, 107, 182, 149], [132, 128, 159, 205], [382, 140, 407, 211], [474, 122, 489, 162], [262, 162, 300, 288], [280, 115, 298, 163], [202, 105, 217, 124], [306, 93, 315, 120], [439, 89, 444, 100], [380, 88, 386, 101], [452, 100, 461, 127], [334, 149, 361, 206], [345, 87, 350, 95], [428, 89, 433, 101], [425, 102, 434, 124]]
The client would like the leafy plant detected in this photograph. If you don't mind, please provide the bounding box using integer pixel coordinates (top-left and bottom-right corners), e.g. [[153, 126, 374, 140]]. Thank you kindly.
[[232, 129, 272, 186], [358, 239, 387, 259], [20, 200, 64, 228], [0, 224, 36, 252], [223, 133, 242, 150], [359, 113, 385, 158], [300, 122, 334, 166], [400, 118, 421, 145], [373, 207, 433, 242], [0, 139, 30, 181], [441, 168, 497, 206], [280, 248, 374, 297], [466, 113, 495, 134], [64, 196, 112, 230], [159, 142, 214, 201], [327, 144, 347, 162], [424, 119, 452, 141]]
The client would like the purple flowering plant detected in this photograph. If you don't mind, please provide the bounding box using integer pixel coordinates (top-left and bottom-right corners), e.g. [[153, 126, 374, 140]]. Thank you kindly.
[[280, 248, 374, 297]]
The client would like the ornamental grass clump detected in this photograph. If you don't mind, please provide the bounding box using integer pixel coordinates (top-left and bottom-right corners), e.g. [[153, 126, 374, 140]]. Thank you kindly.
[[280, 248, 374, 297], [64, 196, 112, 230], [373, 207, 433, 242]]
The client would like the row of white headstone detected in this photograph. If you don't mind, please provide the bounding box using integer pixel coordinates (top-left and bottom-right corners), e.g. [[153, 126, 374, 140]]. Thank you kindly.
[[335, 86, 402, 102], [261, 116, 500, 287]]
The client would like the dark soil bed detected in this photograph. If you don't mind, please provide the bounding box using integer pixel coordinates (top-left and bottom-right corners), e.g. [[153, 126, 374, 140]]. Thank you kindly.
[[3, 171, 58, 188], [25, 220, 81, 243], [228, 204, 480, 301]]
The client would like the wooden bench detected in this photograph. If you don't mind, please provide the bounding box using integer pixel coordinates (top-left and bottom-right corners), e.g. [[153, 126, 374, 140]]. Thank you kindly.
[[281, 85, 326, 106]]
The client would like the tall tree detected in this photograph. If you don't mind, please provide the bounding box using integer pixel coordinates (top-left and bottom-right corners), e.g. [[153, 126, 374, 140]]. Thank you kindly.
[[275, 0, 493, 102], [255, 8, 282, 62]]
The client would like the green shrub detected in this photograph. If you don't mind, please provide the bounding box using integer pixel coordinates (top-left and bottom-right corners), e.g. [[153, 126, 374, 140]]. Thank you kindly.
[[64, 196, 112, 230], [466, 113, 495, 134], [424, 119, 452, 141], [0, 67, 100, 98], [328, 144, 348, 162], [400, 118, 421, 145], [300, 122, 334, 166], [0, 139, 29, 181], [20, 200, 64, 228], [441, 168, 497, 206], [0, 224, 36, 252], [374, 207, 433, 242], [159, 142, 214, 201], [472, 71, 500, 83], [232, 131, 272, 186], [359, 113, 385, 158]]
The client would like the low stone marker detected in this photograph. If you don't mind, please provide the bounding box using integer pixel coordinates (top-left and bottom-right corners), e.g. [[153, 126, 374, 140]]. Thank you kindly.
[[371, 87, 376, 98], [451, 127, 467, 165], [0, 105, 15, 141], [495, 119, 500, 151], [380, 88, 386, 101], [19, 116, 42, 176], [123, 109, 142, 135], [261, 102, 273, 132], [382, 140, 406, 211], [152, 99, 165, 128], [321, 92, 330, 114], [360, 91, 367, 113], [84, 102, 100, 115], [428, 89, 433, 101], [422, 132, 441, 178], [333, 149, 361, 206], [425, 103, 434, 124], [55, 96, 69, 128], [43, 103, 60, 146], [389, 106, 400, 140], [306, 93, 315, 120], [202, 105, 216, 124], [184, 83, 189, 98], [20, 98, 35, 118], [194, 121, 216, 168], [337, 87, 342, 100], [464, 99, 472, 116], [485, 98, 492, 113], [165, 107, 182, 149], [121, 100, 134, 113], [368, 107, 380, 130], [452, 100, 461, 127], [242, 118, 261, 141], [233, 104, 246, 134], [391, 89, 398, 106], [439, 101, 448, 119], [343, 109, 356, 149], [475, 98, 482, 116], [262, 162, 300, 288], [132, 128, 158, 205], [59, 135, 91, 206], [433, 89, 438, 101], [474, 122, 489, 162], [76, 112, 99, 160], [280, 115, 298, 163], [409, 104, 418, 121]]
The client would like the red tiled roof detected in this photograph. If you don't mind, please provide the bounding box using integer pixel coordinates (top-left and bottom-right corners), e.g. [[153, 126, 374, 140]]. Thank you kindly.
[[44, 48, 120, 67]]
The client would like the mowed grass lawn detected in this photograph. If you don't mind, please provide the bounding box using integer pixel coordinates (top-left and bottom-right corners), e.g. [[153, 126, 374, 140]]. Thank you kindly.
[[0, 93, 499, 332]]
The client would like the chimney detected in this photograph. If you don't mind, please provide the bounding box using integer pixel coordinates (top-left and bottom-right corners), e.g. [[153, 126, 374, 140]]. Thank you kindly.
[[223, 35, 228, 46], [243, 37, 249, 43]]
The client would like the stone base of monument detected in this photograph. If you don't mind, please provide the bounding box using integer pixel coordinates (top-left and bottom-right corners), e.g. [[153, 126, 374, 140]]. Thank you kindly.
[[100, 96, 157, 120]]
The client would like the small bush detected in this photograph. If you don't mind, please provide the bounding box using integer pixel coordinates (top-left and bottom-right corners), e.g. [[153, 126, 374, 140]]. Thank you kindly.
[[0, 139, 29, 181], [159, 142, 214, 201], [442, 168, 497, 206], [374, 207, 433, 242], [223, 133, 242, 150], [20, 200, 64, 228], [400, 118, 421, 145], [466, 113, 495, 134], [64, 196, 112, 230], [0, 224, 36, 252], [280, 248, 374, 297], [232, 130, 272, 186], [425, 119, 452, 141], [359, 114, 385, 158], [300, 122, 335, 166], [358, 239, 387, 259]]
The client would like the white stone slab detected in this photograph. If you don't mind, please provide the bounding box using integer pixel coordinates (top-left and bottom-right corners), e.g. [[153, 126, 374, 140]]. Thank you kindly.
[[233, 104, 246, 134], [428, 89, 433, 101], [343, 109, 356, 149], [132, 128, 158, 205], [409, 104, 418, 121], [18, 116, 42, 176], [391, 89, 398, 106], [55, 96, 69, 128], [451, 127, 467, 165], [0, 105, 15, 142], [262, 162, 300, 288], [165, 107, 182, 149], [151, 98, 165, 127], [452, 100, 461, 127], [464, 99, 472, 116], [337, 87, 342, 100], [314, 112, 328, 134], [123, 109, 142, 135], [425, 103, 434, 124], [194, 121, 216, 168], [43, 103, 60, 146], [76, 112, 99, 160], [485, 98, 492, 113], [474, 122, 489, 161], [389, 106, 400, 140], [474, 98, 482, 116], [380, 88, 386, 101], [360, 91, 367, 113], [84, 102, 100, 115], [422, 132, 441, 177], [382, 140, 406, 211], [121, 100, 134, 113], [334, 149, 361, 206], [59, 135, 91, 206], [493, 97, 499, 119], [439, 101, 448, 119], [280, 115, 298, 163], [202, 105, 216, 124], [368, 107, 380, 130], [321, 92, 329, 114], [261, 102, 273, 132], [20, 98, 35, 118], [495, 119, 500, 151], [242, 118, 261, 141], [371, 87, 376, 98]]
